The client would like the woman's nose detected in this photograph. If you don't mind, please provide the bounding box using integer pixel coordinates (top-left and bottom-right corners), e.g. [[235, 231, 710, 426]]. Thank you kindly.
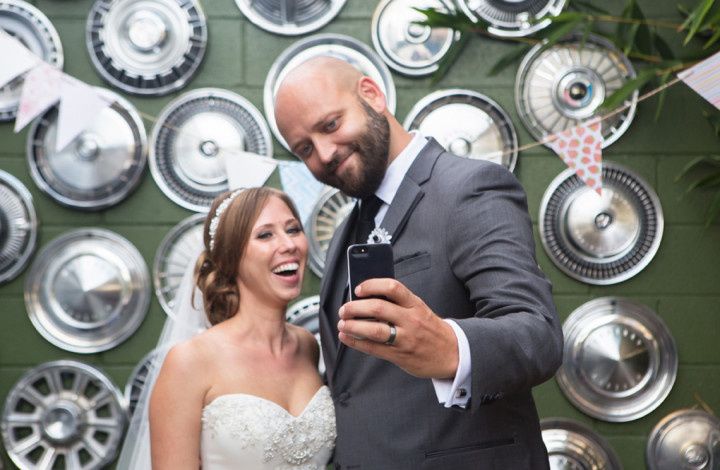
[[278, 232, 298, 252]]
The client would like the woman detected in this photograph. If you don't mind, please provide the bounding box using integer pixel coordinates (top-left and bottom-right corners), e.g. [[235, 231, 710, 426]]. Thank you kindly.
[[146, 187, 335, 469]]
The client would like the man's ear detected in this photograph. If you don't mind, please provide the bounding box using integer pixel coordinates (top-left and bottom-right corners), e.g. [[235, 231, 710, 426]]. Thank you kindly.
[[357, 76, 387, 113]]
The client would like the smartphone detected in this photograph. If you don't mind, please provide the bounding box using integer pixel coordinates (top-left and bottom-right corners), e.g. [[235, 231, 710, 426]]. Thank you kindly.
[[347, 243, 395, 302]]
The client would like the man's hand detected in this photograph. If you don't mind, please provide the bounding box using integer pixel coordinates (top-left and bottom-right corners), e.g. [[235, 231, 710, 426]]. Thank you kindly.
[[337, 278, 459, 379]]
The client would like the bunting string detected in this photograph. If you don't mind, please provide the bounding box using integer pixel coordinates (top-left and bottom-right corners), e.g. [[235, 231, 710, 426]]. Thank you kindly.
[[1, 28, 717, 175]]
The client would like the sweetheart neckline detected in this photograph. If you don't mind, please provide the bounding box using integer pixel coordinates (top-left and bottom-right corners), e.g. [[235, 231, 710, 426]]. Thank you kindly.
[[203, 385, 328, 419]]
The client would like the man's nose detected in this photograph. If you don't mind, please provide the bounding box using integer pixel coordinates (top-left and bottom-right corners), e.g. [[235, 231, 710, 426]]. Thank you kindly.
[[315, 137, 337, 164]]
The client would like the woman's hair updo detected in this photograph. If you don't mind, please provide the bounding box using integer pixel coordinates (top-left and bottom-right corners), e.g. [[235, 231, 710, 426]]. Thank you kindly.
[[195, 187, 302, 325]]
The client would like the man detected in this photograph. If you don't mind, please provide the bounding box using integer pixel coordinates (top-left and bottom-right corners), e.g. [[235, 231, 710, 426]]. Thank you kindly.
[[275, 56, 563, 469]]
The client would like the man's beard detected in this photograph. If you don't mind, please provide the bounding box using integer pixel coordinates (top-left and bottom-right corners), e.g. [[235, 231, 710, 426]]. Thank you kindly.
[[317, 100, 390, 198]]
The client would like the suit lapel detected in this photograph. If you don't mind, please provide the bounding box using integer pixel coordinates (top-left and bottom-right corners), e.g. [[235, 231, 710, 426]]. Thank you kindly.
[[381, 137, 443, 246], [319, 202, 358, 383], [327, 138, 445, 383]]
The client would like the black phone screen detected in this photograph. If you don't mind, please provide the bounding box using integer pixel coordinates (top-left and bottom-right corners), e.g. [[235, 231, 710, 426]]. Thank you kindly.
[[347, 243, 395, 301]]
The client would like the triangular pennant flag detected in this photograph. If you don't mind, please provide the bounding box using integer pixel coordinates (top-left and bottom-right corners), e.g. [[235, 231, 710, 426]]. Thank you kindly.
[[55, 78, 113, 151], [224, 151, 277, 190], [14, 62, 64, 132], [678, 49, 720, 110], [279, 161, 325, 226], [0, 31, 39, 88], [548, 119, 603, 195]]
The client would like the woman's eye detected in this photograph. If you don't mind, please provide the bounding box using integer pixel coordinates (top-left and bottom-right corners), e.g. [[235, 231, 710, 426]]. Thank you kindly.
[[325, 120, 337, 131], [257, 232, 272, 239], [287, 226, 303, 235]]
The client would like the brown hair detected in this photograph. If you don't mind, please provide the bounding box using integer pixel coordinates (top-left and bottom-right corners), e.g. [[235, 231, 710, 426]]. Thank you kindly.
[[195, 187, 302, 325]]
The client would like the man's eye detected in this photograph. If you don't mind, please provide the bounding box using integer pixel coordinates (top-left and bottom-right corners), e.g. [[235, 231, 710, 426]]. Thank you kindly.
[[297, 144, 312, 159]]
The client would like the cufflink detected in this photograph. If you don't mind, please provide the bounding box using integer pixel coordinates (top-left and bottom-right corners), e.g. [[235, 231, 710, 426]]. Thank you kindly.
[[454, 388, 467, 399]]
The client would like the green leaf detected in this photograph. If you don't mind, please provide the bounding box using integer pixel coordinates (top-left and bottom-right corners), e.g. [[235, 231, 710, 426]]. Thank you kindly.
[[705, 111, 720, 136], [412, 7, 478, 32], [536, 13, 586, 46], [686, 171, 720, 192], [430, 32, 471, 84], [676, 155, 720, 182], [601, 68, 657, 110], [616, 0, 636, 53], [654, 70, 673, 121], [682, 0, 716, 45], [488, 44, 532, 76], [633, 3, 655, 55], [653, 34, 675, 59], [704, 25, 720, 48], [698, 7, 720, 46], [569, 0, 610, 14], [705, 190, 720, 226]]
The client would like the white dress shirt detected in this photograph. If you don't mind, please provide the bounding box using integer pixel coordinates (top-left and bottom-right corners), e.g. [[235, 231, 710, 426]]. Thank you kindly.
[[367, 132, 472, 408]]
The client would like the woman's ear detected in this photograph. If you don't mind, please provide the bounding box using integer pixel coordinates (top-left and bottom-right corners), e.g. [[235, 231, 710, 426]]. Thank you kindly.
[[357, 76, 387, 114]]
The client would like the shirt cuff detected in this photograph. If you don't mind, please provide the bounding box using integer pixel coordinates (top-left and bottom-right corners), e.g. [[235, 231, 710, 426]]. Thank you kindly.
[[431, 319, 472, 408]]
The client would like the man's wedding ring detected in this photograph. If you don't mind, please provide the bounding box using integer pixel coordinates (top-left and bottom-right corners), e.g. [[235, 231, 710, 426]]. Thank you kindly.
[[384, 324, 397, 346]]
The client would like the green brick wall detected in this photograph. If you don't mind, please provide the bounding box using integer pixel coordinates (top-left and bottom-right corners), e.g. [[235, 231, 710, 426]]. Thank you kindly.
[[1, 0, 719, 468]]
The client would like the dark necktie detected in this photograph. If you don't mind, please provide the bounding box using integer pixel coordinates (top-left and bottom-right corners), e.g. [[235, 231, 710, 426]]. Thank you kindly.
[[354, 195, 383, 244]]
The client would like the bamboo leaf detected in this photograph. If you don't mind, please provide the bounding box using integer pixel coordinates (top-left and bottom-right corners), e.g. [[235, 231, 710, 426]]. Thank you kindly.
[[616, 0, 635, 53], [601, 68, 656, 110], [705, 111, 720, 136], [413, 7, 478, 31], [686, 171, 720, 192], [536, 13, 586, 46], [488, 43, 532, 76], [683, 0, 716, 45], [654, 70, 673, 121], [430, 32, 471, 84], [653, 33, 675, 59], [625, 23, 641, 55], [569, 0, 610, 14], [676, 155, 720, 182], [705, 190, 720, 226], [704, 25, 720, 47], [633, 3, 655, 55]]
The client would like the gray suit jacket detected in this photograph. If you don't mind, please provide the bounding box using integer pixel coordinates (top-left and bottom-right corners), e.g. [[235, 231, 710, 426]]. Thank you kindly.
[[319, 139, 563, 469]]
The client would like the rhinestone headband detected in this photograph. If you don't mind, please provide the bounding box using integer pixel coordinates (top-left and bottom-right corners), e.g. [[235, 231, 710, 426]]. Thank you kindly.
[[208, 189, 243, 251]]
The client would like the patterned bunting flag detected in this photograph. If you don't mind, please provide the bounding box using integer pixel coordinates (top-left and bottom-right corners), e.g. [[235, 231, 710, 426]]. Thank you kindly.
[[0, 31, 39, 89], [547, 119, 603, 195], [678, 49, 720, 110], [55, 78, 113, 151], [224, 151, 277, 190], [279, 161, 325, 226], [14, 62, 64, 132]]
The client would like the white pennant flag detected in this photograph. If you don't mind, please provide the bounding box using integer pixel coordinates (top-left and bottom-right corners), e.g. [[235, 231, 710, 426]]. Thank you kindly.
[[14, 62, 64, 132], [224, 151, 277, 190], [678, 49, 720, 110], [55, 78, 113, 151], [279, 161, 325, 226], [547, 119, 604, 195], [0, 31, 39, 88]]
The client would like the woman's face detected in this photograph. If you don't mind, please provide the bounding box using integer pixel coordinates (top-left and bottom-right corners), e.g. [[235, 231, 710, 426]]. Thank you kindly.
[[236, 196, 308, 309]]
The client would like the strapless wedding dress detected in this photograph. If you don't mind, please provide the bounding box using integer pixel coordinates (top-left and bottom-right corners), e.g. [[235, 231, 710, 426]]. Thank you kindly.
[[201, 385, 336, 469]]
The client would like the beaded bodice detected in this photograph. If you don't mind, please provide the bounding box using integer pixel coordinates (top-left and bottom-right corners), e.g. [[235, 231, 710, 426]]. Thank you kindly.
[[201, 386, 336, 469]]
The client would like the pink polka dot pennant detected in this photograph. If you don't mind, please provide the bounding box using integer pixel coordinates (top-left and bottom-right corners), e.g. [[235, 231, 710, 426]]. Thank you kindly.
[[547, 119, 603, 195]]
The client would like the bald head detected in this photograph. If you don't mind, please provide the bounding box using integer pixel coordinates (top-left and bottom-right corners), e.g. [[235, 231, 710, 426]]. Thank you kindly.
[[273, 54, 411, 183], [276, 56, 363, 106]]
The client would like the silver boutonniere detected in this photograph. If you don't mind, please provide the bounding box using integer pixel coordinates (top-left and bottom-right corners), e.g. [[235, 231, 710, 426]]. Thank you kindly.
[[368, 227, 392, 244]]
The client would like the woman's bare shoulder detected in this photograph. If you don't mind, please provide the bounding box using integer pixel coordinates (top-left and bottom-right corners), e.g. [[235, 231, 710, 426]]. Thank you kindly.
[[287, 324, 319, 362], [161, 330, 217, 375]]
